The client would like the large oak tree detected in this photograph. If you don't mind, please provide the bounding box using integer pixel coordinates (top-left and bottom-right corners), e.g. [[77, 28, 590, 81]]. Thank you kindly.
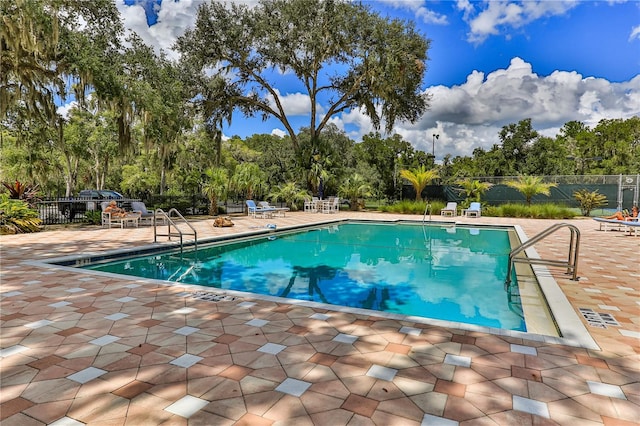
[[175, 0, 431, 153]]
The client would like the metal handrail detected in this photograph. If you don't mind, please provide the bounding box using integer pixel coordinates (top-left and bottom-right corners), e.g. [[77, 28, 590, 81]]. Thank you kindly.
[[422, 203, 432, 222], [153, 208, 198, 254], [505, 222, 580, 285]]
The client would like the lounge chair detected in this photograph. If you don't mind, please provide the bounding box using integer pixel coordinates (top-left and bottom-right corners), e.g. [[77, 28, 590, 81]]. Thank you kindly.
[[441, 202, 457, 217], [259, 201, 290, 217], [131, 201, 155, 225], [463, 202, 481, 218], [593, 217, 634, 232], [624, 220, 640, 236], [246, 200, 275, 218]]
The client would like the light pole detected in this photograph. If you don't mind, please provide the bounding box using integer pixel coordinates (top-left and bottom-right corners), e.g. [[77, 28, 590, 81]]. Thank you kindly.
[[432, 133, 439, 159]]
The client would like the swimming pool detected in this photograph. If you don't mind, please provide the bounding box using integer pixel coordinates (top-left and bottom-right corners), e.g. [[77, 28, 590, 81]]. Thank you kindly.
[[83, 221, 528, 331]]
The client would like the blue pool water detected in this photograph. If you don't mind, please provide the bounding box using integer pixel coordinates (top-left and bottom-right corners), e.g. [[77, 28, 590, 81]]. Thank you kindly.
[[84, 222, 525, 331]]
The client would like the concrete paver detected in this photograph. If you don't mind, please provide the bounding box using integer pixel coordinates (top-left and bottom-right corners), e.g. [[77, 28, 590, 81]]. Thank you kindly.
[[1, 212, 638, 425]]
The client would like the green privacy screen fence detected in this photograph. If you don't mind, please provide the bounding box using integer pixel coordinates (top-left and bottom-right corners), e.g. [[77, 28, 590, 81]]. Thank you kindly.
[[405, 175, 639, 211]]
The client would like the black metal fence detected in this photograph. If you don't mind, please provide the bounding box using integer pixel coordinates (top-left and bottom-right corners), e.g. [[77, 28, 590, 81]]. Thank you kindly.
[[35, 196, 253, 226], [37, 198, 141, 225]]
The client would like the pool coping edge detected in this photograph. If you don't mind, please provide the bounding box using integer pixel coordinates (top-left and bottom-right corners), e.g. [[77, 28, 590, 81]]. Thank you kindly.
[[24, 218, 600, 350]]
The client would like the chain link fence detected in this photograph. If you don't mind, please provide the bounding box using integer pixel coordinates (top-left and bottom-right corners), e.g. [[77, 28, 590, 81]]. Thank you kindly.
[[404, 174, 639, 213]]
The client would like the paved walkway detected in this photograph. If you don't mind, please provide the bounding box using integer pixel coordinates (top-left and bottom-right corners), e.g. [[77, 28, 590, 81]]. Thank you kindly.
[[1, 212, 638, 425]]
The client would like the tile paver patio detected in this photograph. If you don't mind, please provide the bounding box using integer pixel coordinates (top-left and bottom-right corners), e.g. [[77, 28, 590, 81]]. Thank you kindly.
[[1, 211, 638, 425]]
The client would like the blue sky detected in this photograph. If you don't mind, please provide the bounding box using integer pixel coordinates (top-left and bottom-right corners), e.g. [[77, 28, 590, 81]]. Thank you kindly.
[[107, 0, 640, 159]]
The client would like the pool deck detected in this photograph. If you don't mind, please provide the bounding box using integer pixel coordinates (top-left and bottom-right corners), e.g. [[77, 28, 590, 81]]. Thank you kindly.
[[1, 212, 638, 425]]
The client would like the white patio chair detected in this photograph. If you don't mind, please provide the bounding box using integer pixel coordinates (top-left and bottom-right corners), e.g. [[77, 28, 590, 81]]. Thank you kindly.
[[441, 202, 457, 217], [322, 197, 339, 214], [304, 197, 319, 213], [463, 202, 482, 218]]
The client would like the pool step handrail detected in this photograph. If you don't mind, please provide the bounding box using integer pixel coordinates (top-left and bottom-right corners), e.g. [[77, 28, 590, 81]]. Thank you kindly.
[[505, 222, 580, 285], [153, 208, 198, 254], [422, 203, 432, 222]]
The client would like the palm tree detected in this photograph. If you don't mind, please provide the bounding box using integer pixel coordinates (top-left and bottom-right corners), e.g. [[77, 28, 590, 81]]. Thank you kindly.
[[505, 175, 557, 206], [268, 182, 310, 211], [399, 165, 439, 201], [232, 163, 265, 201], [202, 167, 228, 216], [338, 174, 372, 210], [307, 159, 330, 197], [455, 179, 493, 204], [573, 189, 607, 216]]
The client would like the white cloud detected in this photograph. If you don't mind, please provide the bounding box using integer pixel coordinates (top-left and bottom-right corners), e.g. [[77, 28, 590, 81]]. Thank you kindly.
[[116, 0, 266, 60], [456, 0, 474, 17], [271, 128, 286, 138], [321, 108, 372, 142], [267, 89, 323, 117], [374, 0, 448, 25], [335, 58, 640, 160], [111, 2, 639, 163], [464, 1, 579, 43], [57, 101, 78, 119], [115, 0, 199, 60]]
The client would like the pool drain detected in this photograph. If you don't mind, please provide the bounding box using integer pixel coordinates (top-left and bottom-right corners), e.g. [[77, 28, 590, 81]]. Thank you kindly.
[[192, 291, 237, 302], [579, 308, 620, 328]]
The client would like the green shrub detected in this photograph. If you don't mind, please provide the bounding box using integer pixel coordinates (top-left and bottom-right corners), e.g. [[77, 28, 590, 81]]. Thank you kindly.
[[487, 203, 575, 219], [0, 195, 42, 234], [83, 210, 102, 225], [364, 199, 389, 210], [430, 201, 446, 215], [481, 205, 501, 217], [368, 199, 576, 219], [379, 200, 445, 215], [498, 203, 529, 218]]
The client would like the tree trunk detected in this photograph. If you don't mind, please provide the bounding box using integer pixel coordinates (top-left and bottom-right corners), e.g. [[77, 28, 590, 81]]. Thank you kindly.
[[160, 167, 166, 195], [63, 157, 78, 197], [215, 128, 222, 167], [94, 151, 100, 189], [209, 194, 217, 216]]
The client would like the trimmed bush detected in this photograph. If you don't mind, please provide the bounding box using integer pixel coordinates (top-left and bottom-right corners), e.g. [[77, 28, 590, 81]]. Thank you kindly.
[[379, 200, 446, 215], [484, 203, 576, 219]]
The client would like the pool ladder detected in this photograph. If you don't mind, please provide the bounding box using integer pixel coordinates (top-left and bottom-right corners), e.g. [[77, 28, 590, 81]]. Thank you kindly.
[[154, 208, 198, 254], [422, 203, 432, 222], [506, 283, 524, 319], [505, 222, 580, 286]]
